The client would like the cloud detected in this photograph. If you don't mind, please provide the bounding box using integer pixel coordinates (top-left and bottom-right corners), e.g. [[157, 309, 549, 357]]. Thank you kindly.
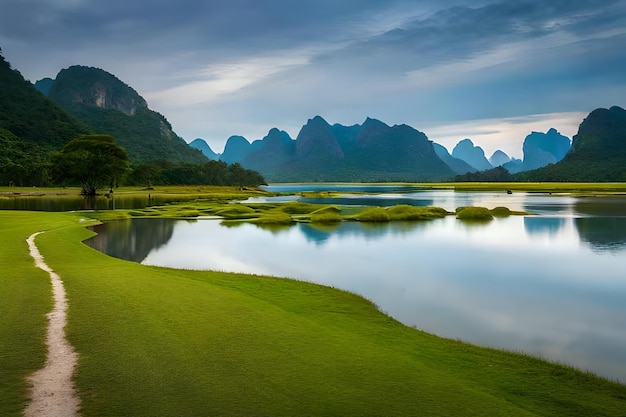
[[0, 0, 624, 151], [145, 50, 312, 107]]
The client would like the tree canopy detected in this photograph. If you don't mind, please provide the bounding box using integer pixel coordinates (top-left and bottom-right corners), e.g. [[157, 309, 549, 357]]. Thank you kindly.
[[51, 134, 129, 195]]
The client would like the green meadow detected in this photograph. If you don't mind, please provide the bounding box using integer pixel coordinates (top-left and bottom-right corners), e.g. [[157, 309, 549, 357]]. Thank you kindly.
[[1, 185, 626, 416]]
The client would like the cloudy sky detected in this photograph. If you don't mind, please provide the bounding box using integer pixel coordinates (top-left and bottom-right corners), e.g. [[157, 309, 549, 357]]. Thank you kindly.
[[1, 0, 625, 158]]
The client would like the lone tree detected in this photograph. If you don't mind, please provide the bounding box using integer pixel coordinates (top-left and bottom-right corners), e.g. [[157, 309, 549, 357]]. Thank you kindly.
[[52, 134, 129, 195]]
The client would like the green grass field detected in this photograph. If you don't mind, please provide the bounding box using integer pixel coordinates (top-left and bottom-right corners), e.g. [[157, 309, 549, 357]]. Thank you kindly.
[[2, 185, 626, 416]]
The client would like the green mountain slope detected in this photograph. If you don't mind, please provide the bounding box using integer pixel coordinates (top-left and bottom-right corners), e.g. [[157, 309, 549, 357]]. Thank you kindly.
[[43, 66, 207, 164], [0, 49, 90, 185], [517, 106, 626, 181], [0, 52, 89, 151]]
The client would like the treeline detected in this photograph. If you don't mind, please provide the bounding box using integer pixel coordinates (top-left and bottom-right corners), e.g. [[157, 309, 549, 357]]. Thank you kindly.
[[454, 166, 513, 182], [1, 155, 266, 188], [125, 160, 267, 188]]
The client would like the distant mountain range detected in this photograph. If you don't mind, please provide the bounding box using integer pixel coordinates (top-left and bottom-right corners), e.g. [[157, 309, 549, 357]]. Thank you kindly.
[[2, 46, 624, 184], [189, 119, 578, 182], [194, 116, 456, 182]]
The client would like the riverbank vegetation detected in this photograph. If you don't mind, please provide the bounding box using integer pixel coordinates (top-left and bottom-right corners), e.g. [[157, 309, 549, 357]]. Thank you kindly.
[[1, 209, 626, 416]]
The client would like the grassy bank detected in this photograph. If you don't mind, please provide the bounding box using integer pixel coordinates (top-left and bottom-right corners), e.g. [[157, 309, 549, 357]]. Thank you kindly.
[[1, 210, 626, 416], [421, 182, 626, 195], [0, 212, 83, 415]]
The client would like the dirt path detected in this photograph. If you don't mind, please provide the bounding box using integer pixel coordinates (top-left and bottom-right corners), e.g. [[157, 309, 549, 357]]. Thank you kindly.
[[24, 232, 80, 417]]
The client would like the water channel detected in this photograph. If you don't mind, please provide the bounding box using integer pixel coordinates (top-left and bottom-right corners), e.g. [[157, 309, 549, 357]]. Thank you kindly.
[[84, 186, 626, 382]]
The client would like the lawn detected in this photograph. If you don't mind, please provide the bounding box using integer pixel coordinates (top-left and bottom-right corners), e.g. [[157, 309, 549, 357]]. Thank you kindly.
[[1, 187, 626, 416]]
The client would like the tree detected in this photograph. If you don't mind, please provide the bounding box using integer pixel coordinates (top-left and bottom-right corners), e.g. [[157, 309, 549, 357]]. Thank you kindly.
[[52, 134, 129, 195]]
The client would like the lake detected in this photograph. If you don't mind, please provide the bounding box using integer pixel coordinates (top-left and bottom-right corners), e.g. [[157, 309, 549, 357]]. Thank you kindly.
[[85, 187, 626, 383]]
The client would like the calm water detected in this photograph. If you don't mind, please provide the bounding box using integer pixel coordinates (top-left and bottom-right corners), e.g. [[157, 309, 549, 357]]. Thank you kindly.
[[0, 193, 187, 211], [86, 188, 626, 382]]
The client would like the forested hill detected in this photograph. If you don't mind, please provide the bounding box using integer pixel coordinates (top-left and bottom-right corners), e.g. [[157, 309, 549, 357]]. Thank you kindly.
[[38, 65, 207, 164], [516, 106, 626, 182], [220, 116, 455, 182], [0, 49, 90, 185], [0, 50, 265, 188]]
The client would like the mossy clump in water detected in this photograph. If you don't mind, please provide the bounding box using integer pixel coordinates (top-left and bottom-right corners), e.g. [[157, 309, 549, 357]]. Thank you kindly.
[[490, 206, 511, 217], [309, 206, 342, 223], [353, 207, 390, 222], [456, 206, 494, 220], [214, 205, 258, 219], [387, 205, 449, 220]]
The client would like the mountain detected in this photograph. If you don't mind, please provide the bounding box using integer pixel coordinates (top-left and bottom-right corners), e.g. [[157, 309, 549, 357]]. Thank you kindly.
[[451, 139, 493, 171], [516, 106, 626, 181], [39, 65, 207, 164], [432, 143, 477, 174], [297, 115, 345, 160], [221, 135, 254, 164], [240, 128, 295, 177], [33, 77, 55, 95], [0, 49, 90, 185], [521, 128, 571, 171], [488, 150, 511, 167], [225, 116, 455, 182], [189, 138, 218, 160]]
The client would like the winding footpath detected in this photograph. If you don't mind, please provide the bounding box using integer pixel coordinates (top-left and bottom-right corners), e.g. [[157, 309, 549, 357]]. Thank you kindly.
[[24, 232, 80, 417]]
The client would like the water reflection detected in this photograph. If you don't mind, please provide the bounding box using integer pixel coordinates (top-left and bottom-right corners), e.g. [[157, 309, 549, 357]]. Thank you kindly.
[[300, 196, 435, 207], [298, 220, 432, 244], [86, 215, 626, 382], [87, 218, 178, 262], [524, 217, 567, 235], [575, 217, 626, 252], [0, 193, 186, 211]]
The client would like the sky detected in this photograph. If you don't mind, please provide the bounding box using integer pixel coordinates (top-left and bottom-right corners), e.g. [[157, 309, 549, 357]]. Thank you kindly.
[[1, 0, 625, 159]]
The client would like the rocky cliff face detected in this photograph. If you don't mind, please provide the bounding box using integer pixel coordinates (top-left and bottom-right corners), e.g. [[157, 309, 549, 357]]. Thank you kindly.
[[38, 65, 206, 164], [47, 66, 147, 116]]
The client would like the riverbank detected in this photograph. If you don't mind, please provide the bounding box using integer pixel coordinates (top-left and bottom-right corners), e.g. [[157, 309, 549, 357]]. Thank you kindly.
[[1, 209, 625, 416]]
